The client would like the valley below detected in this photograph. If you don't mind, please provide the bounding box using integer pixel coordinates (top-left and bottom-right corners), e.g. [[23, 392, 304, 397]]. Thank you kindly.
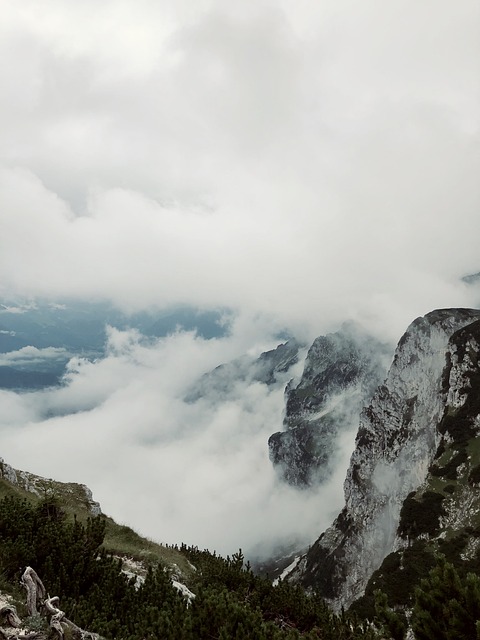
[[2, 302, 480, 638]]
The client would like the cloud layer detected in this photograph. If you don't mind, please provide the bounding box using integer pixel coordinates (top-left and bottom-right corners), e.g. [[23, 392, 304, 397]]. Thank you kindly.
[[0, 1, 479, 557], [0, 326, 354, 557], [1, 0, 479, 341]]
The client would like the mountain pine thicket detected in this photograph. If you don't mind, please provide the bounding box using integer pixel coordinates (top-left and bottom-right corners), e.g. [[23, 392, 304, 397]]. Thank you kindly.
[[0, 494, 376, 639], [0, 495, 480, 638]]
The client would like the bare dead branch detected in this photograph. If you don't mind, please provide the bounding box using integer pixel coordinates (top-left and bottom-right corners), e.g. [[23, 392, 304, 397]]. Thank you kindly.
[[0, 600, 22, 628], [44, 596, 100, 640], [1, 568, 98, 640], [44, 597, 64, 639], [20, 568, 46, 617]]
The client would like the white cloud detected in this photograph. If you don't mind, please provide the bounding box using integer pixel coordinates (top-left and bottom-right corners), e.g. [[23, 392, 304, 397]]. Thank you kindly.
[[0, 346, 69, 366], [0, 0, 478, 555], [0, 1, 477, 344], [1, 302, 38, 314], [0, 326, 349, 557]]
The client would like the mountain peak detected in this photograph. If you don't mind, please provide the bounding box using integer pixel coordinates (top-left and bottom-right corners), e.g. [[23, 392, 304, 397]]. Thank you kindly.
[[269, 324, 391, 487], [285, 308, 480, 608]]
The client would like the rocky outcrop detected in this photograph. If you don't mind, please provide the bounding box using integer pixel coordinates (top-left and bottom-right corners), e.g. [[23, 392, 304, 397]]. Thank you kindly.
[[185, 339, 302, 402], [269, 324, 391, 487], [462, 271, 480, 285], [287, 308, 480, 609], [0, 457, 102, 516], [350, 315, 480, 616], [394, 315, 480, 550]]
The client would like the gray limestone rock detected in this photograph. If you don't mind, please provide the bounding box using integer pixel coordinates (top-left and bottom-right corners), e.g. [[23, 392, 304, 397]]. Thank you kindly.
[[0, 457, 102, 516], [286, 308, 480, 609], [269, 323, 391, 487]]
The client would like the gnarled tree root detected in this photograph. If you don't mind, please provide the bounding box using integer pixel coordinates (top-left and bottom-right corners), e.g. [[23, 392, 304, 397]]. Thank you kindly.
[[44, 596, 99, 639], [20, 568, 45, 618], [0, 568, 100, 640]]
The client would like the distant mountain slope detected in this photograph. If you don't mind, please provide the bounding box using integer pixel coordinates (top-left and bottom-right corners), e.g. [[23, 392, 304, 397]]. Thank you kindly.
[[185, 338, 303, 402], [0, 456, 196, 579], [0, 298, 229, 390]]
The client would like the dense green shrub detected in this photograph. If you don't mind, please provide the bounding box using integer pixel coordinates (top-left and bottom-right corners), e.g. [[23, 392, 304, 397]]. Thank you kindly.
[[351, 541, 436, 619], [398, 491, 446, 538], [0, 495, 378, 639], [411, 557, 480, 640]]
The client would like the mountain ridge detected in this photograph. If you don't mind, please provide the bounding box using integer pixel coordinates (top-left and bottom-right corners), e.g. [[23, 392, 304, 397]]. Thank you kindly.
[[2, 307, 480, 637], [285, 308, 480, 610]]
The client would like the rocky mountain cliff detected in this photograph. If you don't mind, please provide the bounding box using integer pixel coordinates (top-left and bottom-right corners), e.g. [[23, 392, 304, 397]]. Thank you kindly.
[[286, 308, 480, 609], [185, 339, 302, 402], [268, 324, 391, 487], [350, 312, 480, 618], [0, 456, 102, 515]]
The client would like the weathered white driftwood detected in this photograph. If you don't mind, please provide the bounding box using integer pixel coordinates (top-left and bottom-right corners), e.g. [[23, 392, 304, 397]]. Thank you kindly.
[[0, 595, 45, 639], [16, 568, 99, 640], [20, 568, 46, 618], [44, 595, 100, 640], [0, 599, 22, 629]]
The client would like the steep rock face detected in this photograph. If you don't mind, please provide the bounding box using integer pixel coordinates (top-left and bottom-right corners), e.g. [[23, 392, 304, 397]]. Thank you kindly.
[[351, 316, 480, 616], [287, 308, 480, 609], [268, 324, 390, 487], [0, 457, 102, 516], [418, 317, 480, 540]]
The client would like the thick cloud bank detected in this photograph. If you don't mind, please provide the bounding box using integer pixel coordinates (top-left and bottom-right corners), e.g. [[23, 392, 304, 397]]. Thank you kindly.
[[0, 0, 478, 556], [0, 0, 478, 342], [0, 326, 354, 557]]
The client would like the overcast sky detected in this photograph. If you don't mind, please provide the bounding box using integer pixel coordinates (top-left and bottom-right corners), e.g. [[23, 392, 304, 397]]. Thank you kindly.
[[1, 0, 479, 339], [0, 0, 479, 557]]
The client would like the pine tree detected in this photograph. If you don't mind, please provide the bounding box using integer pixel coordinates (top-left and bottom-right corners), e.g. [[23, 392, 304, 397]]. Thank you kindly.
[[374, 590, 406, 640], [412, 556, 480, 640]]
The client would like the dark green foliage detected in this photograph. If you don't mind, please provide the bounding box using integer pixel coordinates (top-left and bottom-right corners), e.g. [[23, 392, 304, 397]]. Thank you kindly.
[[398, 491, 446, 538], [0, 495, 186, 638], [434, 438, 446, 460], [373, 590, 406, 640], [468, 464, 480, 486], [181, 545, 377, 639], [430, 448, 468, 479], [368, 558, 480, 640], [350, 541, 436, 619], [0, 495, 379, 639], [438, 412, 476, 445], [411, 557, 480, 640], [437, 533, 469, 564]]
